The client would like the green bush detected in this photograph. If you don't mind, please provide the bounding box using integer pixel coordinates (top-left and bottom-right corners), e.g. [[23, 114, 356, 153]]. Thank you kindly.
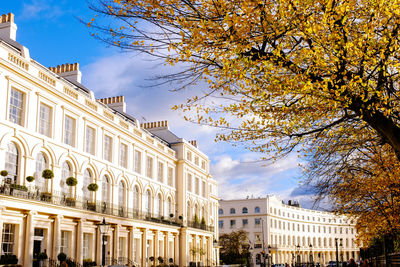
[[57, 252, 67, 262], [66, 177, 78, 186], [10, 184, 28, 192], [42, 169, 54, 179], [87, 183, 99, 192], [26, 176, 35, 182], [0, 170, 8, 177]]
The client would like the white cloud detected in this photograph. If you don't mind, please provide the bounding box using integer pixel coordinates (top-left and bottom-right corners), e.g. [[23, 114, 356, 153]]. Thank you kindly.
[[20, 0, 63, 20]]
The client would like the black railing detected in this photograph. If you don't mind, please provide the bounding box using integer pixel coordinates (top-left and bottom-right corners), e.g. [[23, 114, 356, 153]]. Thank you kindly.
[[0, 183, 214, 232]]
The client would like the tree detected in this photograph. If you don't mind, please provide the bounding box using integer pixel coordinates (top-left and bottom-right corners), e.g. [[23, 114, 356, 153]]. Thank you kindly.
[[218, 230, 250, 265], [89, 0, 400, 240]]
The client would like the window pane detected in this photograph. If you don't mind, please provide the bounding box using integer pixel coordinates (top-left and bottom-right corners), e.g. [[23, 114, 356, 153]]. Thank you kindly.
[[5, 143, 19, 183], [9, 89, 23, 125], [167, 167, 173, 187], [103, 136, 112, 162], [35, 153, 47, 190], [85, 126, 95, 155], [134, 151, 141, 174], [120, 144, 128, 168], [64, 116, 76, 146], [39, 104, 52, 137], [146, 156, 153, 178], [157, 162, 164, 182], [1, 224, 15, 255]]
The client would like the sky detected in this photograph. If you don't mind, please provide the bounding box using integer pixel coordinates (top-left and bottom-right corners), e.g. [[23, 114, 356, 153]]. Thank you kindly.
[[1, 1, 320, 209]]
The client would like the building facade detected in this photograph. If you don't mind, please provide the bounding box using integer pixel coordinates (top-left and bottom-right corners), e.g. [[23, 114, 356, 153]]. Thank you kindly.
[[219, 196, 360, 266], [0, 13, 219, 266]]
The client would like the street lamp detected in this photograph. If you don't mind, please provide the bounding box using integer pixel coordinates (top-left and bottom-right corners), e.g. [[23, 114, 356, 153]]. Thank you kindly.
[[97, 218, 110, 267], [267, 245, 271, 267], [335, 238, 343, 267], [296, 245, 300, 267], [309, 244, 313, 267]]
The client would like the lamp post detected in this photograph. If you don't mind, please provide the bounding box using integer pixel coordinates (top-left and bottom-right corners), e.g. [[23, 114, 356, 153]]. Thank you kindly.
[[335, 238, 342, 267], [97, 218, 110, 267], [267, 245, 271, 267], [296, 245, 300, 267], [309, 244, 313, 267]]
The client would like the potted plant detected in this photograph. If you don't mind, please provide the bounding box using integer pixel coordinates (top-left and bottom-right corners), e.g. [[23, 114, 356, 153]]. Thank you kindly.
[[200, 216, 206, 229], [1, 170, 11, 184], [86, 183, 98, 211], [149, 256, 155, 262], [65, 177, 77, 206], [0, 254, 18, 264], [158, 256, 164, 263], [57, 252, 67, 263], [26, 176, 35, 183], [41, 169, 53, 201], [194, 214, 199, 225]]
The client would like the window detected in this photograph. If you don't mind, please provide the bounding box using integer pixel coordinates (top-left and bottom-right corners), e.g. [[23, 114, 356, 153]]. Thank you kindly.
[[133, 186, 140, 212], [187, 174, 192, 192], [201, 160, 206, 170], [60, 231, 70, 254], [118, 237, 125, 258], [1, 224, 15, 255], [102, 175, 110, 204], [39, 103, 52, 137], [103, 135, 113, 162], [202, 181, 206, 197], [186, 151, 192, 161], [155, 194, 162, 217], [35, 153, 47, 189], [195, 177, 199, 195], [83, 233, 91, 259], [157, 162, 164, 182], [144, 190, 151, 215], [242, 207, 248, 214], [167, 167, 174, 186], [9, 88, 24, 125], [230, 220, 236, 228], [146, 156, 153, 178], [218, 209, 223, 215], [194, 156, 199, 165], [218, 220, 223, 228], [5, 143, 19, 183], [119, 143, 128, 168], [255, 206, 260, 213], [134, 150, 141, 174], [61, 162, 72, 196], [83, 169, 92, 201], [85, 126, 95, 155], [230, 208, 236, 214], [64, 115, 76, 146], [167, 197, 173, 216], [242, 219, 248, 227]]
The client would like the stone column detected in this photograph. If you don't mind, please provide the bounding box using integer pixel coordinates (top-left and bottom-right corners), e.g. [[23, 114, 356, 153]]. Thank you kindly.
[[179, 228, 187, 267], [164, 231, 169, 260], [52, 215, 63, 260], [128, 226, 135, 264], [153, 230, 159, 267], [173, 233, 179, 266], [76, 218, 84, 264], [96, 227, 101, 265], [114, 224, 120, 261], [141, 228, 148, 267], [24, 211, 36, 267]]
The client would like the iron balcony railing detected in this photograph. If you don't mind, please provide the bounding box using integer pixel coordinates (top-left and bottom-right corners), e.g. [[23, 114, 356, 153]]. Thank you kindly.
[[0, 183, 214, 232]]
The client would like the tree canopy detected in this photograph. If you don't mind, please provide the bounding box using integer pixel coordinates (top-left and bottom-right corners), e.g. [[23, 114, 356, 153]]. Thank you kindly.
[[218, 230, 250, 265], [89, 0, 400, 242]]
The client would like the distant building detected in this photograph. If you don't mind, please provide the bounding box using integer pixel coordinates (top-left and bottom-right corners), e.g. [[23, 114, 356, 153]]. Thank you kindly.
[[0, 13, 219, 267], [219, 195, 360, 266]]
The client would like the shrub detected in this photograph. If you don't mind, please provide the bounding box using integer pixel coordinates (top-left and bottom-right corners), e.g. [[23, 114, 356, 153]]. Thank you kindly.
[[87, 183, 99, 192], [38, 252, 48, 260], [42, 169, 54, 179], [10, 184, 28, 191], [0, 170, 8, 177], [26, 176, 35, 182], [201, 217, 206, 225], [169, 213, 174, 218], [66, 177, 78, 186], [57, 252, 67, 262]]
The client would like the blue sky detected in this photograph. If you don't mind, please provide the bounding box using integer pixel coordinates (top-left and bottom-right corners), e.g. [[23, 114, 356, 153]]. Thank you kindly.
[[1, 1, 318, 208]]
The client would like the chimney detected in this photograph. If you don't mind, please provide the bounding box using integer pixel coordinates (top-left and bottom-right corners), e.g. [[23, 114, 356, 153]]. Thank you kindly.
[[189, 140, 198, 148], [98, 96, 127, 113], [49, 63, 82, 84], [140, 120, 169, 130], [0, 13, 17, 41]]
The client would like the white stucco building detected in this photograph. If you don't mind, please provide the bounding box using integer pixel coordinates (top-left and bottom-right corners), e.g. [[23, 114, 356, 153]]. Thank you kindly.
[[0, 13, 219, 267], [219, 196, 360, 266]]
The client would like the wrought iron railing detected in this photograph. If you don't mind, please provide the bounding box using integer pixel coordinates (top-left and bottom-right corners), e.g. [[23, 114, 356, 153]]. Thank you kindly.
[[0, 183, 214, 232]]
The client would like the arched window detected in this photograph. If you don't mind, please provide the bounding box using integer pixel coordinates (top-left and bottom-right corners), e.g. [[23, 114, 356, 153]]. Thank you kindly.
[[255, 206, 260, 213], [167, 197, 173, 216], [155, 194, 162, 217], [242, 207, 248, 214], [5, 143, 19, 183], [102, 175, 110, 204], [218, 209, 223, 215], [230, 208, 235, 214], [35, 152, 47, 189], [187, 202, 192, 219], [144, 190, 151, 215], [83, 169, 92, 200], [118, 181, 126, 215], [61, 162, 72, 196], [133, 186, 140, 214]]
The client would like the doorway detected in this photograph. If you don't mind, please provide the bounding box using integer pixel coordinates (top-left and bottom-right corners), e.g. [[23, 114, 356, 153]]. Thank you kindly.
[[33, 228, 44, 267]]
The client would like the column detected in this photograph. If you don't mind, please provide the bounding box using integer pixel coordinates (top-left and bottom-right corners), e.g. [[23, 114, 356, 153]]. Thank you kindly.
[[141, 228, 148, 267], [24, 211, 36, 267], [164, 231, 169, 260], [52, 215, 63, 260], [96, 227, 101, 265], [0, 207, 4, 251], [153, 230, 159, 267], [75, 218, 84, 264], [114, 224, 120, 261], [179, 228, 187, 267], [173, 233, 179, 266], [128, 226, 135, 264]]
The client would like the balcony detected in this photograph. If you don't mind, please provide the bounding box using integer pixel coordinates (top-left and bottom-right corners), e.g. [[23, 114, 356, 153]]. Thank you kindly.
[[0, 183, 214, 232]]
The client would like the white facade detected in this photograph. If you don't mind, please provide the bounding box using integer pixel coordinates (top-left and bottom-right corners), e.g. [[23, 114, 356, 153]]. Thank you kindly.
[[219, 196, 360, 266], [0, 13, 219, 267]]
